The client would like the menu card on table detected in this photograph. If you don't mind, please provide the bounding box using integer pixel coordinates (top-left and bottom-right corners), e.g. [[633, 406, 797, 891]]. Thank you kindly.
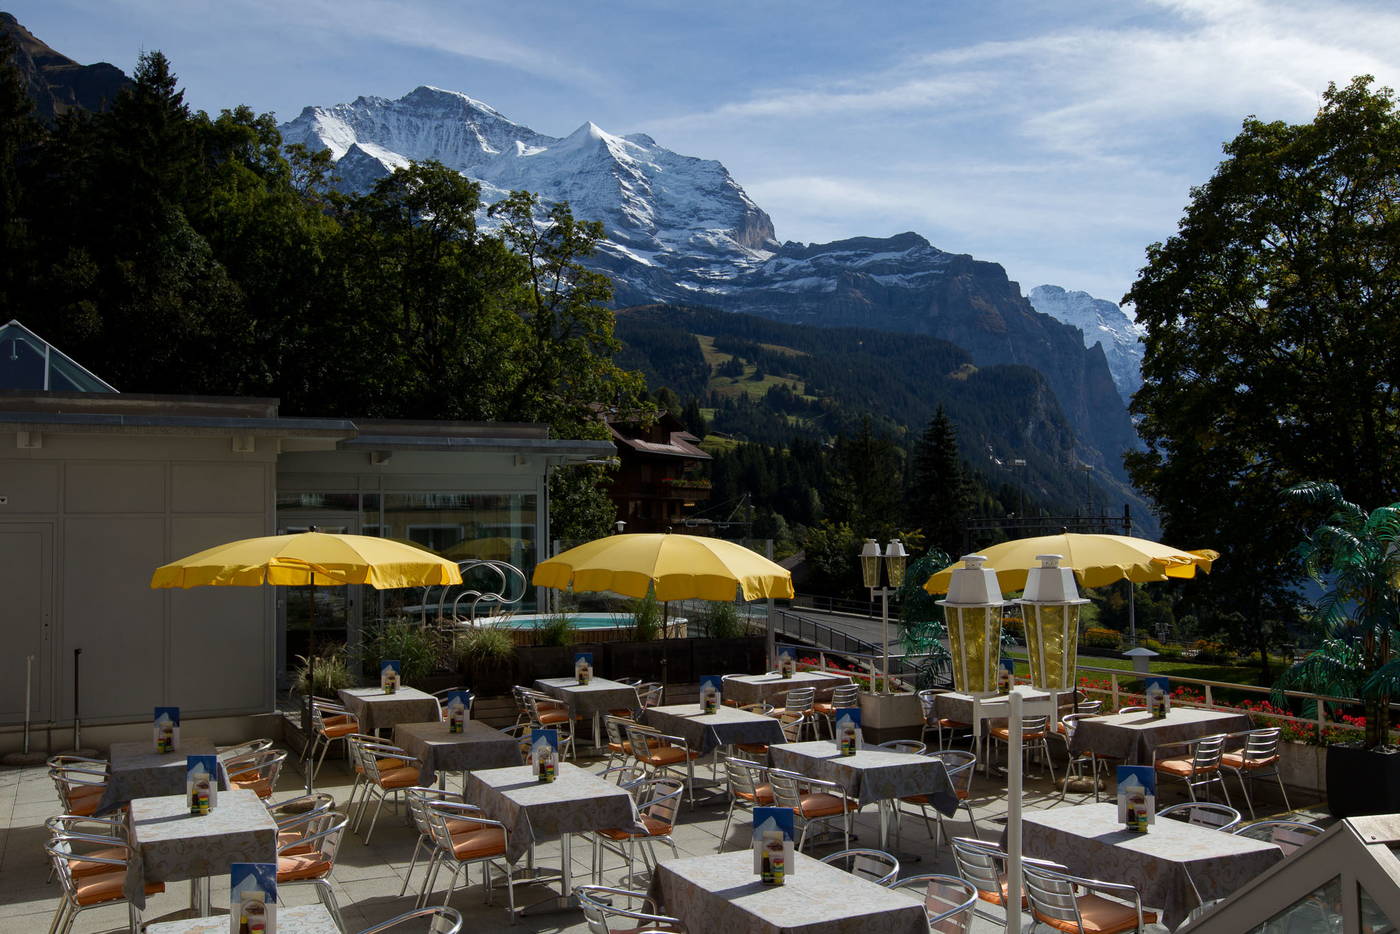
[[753, 807, 795, 884], [997, 657, 1015, 694], [380, 659, 401, 694], [700, 675, 723, 713], [1144, 676, 1170, 719], [187, 755, 219, 815], [230, 863, 276, 934], [153, 706, 180, 754], [834, 707, 862, 756], [574, 652, 594, 685], [444, 691, 472, 733], [1116, 765, 1156, 832], [530, 728, 559, 783], [777, 649, 797, 679]]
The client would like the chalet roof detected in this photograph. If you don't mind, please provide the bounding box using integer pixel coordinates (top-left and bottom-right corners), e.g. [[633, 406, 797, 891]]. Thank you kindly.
[[609, 422, 712, 460]]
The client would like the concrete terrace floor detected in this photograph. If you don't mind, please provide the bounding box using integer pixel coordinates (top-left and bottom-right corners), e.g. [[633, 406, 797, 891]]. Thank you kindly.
[[0, 745, 1329, 934]]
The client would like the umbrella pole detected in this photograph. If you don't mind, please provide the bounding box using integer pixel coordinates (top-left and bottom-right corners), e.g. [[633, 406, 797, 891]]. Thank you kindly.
[[304, 582, 316, 794]]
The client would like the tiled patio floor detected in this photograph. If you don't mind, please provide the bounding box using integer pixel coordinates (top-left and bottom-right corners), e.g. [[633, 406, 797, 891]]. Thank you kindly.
[[0, 744, 1327, 933]]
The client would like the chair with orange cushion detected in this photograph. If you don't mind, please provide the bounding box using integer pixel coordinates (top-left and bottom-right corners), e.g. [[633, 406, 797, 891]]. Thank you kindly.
[[591, 777, 683, 885], [268, 793, 337, 857], [343, 731, 406, 818], [625, 723, 701, 803], [401, 787, 475, 901], [769, 687, 817, 739], [361, 906, 464, 934], [898, 749, 980, 850], [734, 710, 804, 761], [348, 736, 422, 843], [717, 756, 773, 852], [524, 690, 578, 760], [988, 714, 1057, 783], [768, 767, 861, 852], [419, 800, 516, 917], [1153, 733, 1231, 805], [889, 874, 979, 934], [223, 748, 288, 799], [44, 815, 130, 885], [1023, 862, 1157, 934], [275, 811, 349, 930], [304, 699, 360, 778], [813, 683, 862, 739], [1221, 727, 1287, 817], [919, 689, 973, 751], [48, 756, 109, 817], [45, 834, 164, 934], [1057, 713, 1109, 801], [575, 885, 685, 933]]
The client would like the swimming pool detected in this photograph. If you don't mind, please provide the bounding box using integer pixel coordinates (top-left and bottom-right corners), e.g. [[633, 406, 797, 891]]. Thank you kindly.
[[485, 612, 687, 630]]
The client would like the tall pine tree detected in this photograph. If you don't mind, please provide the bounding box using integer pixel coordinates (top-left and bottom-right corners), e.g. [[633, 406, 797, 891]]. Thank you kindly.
[[908, 407, 970, 556]]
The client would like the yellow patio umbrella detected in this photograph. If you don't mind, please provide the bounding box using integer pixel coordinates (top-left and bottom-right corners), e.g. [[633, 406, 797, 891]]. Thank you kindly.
[[442, 536, 523, 561], [532, 533, 794, 601], [922, 533, 1218, 595]]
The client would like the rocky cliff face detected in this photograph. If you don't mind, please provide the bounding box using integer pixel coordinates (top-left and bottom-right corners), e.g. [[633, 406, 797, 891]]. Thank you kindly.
[[1028, 284, 1145, 404], [1, 13, 129, 121]]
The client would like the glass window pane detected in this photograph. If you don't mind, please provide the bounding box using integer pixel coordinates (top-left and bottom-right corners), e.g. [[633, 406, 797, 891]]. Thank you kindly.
[[1360, 884, 1398, 934], [1248, 876, 1340, 933]]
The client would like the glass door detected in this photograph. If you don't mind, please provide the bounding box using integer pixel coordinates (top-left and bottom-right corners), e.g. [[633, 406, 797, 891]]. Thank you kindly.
[[275, 510, 362, 686]]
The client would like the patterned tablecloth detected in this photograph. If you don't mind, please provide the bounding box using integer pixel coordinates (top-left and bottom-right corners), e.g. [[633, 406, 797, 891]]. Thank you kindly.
[[768, 741, 957, 813], [1012, 801, 1283, 929], [337, 686, 441, 733], [722, 672, 851, 707], [642, 704, 787, 755], [124, 789, 277, 908], [933, 687, 1078, 728], [1070, 708, 1255, 764], [534, 677, 640, 717], [649, 850, 929, 934], [99, 737, 218, 813], [392, 720, 521, 786], [146, 903, 339, 934], [465, 762, 645, 863]]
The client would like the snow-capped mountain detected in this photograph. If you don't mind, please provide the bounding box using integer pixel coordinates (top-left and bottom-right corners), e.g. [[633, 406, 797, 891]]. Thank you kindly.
[[1027, 285, 1145, 404]]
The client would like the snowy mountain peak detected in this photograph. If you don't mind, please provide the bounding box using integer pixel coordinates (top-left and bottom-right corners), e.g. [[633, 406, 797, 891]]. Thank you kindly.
[[1027, 285, 1144, 403]]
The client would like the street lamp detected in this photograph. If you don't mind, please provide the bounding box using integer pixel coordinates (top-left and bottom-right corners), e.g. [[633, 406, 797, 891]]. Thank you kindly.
[[1015, 554, 1089, 691], [859, 538, 907, 693], [936, 554, 1007, 696]]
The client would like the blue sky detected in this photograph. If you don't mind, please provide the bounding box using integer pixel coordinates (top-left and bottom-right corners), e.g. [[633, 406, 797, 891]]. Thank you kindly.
[[12, 0, 1400, 304]]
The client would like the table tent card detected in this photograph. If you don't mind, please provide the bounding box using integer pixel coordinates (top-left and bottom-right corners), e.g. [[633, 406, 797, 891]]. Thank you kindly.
[[700, 675, 723, 714], [445, 690, 472, 733], [1144, 676, 1171, 719], [187, 754, 218, 815], [777, 649, 797, 679], [153, 706, 180, 754], [996, 657, 1016, 695], [1117, 765, 1156, 832], [574, 652, 594, 685], [834, 707, 862, 756], [753, 806, 795, 884], [230, 862, 276, 934], [530, 728, 559, 783], [380, 659, 402, 694]]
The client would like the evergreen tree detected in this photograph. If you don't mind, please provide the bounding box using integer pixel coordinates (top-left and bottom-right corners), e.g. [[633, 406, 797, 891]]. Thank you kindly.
[[907, 407, 970, 556], [680, 397, 708, 438], [827, 418, 905, 539]]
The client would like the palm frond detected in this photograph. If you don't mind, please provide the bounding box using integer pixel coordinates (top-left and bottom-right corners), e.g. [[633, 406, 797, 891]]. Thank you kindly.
[[1362, 658, 1400, 701], [1272, 639, 1365, 702]]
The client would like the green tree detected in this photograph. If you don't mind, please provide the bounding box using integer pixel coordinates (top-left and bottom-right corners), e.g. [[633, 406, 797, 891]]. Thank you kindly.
[[1126, 76, 1400, 669], [907, 407, 970, 556], [827, 418, 904, 538]]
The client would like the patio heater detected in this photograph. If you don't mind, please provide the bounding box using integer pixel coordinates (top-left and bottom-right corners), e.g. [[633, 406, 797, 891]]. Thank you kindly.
[[1016, 554, 1089, 692], [935, 554, 1007, 696], [860, 538, 907, 692]]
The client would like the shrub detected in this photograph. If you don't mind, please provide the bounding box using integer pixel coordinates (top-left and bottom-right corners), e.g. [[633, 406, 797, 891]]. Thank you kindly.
[[1143, 638, 1166, 653], [1192, 639, 1232, 664], [704, 602, 749, 639], [537, 612, 576, 647], [293, 646, 354, 696], [453, 627, 516, 667], [361, 619, 444, 683], [630, 592, 662, 641], [1083, 628, 1123, 650]]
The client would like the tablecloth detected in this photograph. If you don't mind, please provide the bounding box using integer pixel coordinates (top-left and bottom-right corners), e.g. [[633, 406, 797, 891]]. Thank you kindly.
[[99, 737, 218, 813], [722, 672, 851, 707], [1070, 708, 1255, 764], [642, 704, 787, 755], [145, 903, 339, 934], [534, 677, 640, 716], [768, 741, 957, 813], [392, 720, 521, 786], [336, 686, 441, 733]]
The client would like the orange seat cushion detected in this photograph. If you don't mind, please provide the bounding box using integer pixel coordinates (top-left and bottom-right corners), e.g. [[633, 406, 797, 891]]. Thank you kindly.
[[66, 797, 101, 816], [813, 703, 835, 716], [735, 784, 774, 804], [75, 870, 164, 906], [939, 719, 970, 728], [449, 827, 507, 860], [321, 722, 358, 739], [799, 792, 859, 817], [68, 784, 105, 799], [229, 776, 274, 798], [376, 766, 421, 789], [1222, 753, 1278, 769], [640, 746, 698, 766], [736, 743, 770, 754], [67, 846, 129, 877], [597, 816, 671, 840], [1155, 758, 1211, 777], [277, 854, 334, 882], [1033, 893, 1158, 934]]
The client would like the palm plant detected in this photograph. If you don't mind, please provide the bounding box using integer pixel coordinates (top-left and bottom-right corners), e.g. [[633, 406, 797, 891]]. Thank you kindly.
[[1276, 482, 1400, 748]]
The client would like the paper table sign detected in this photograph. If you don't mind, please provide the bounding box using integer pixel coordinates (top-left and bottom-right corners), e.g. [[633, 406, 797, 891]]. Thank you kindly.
[[154, 707, 180, 754], [230, 862, 276, 934], [777, 649, 796, 679], [1144, 676, 1170, 719], [444, 691, 472, 733], [996, 657, 1015, 695], [574, 652, 594, 685], [380, 660, 401, 694], [834, 707, 862, 756], [187, 755, 218, 815], [699, 676, 723, 714], [530, 728, 559, 783], [1116, 765, 1155, 832], [752, 807, 795, 884]]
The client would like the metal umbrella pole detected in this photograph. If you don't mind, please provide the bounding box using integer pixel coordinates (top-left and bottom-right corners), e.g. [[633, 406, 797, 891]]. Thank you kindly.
[[2, 655, 47, 765]]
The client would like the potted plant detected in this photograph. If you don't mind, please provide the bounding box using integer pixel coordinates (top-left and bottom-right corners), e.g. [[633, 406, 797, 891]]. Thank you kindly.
[[453, 626, 517, 697], [1276, 482, 1400, 817]]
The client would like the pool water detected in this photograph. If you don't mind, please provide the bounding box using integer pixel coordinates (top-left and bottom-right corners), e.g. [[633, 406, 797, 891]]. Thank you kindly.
[[489, 612, 642, 630]]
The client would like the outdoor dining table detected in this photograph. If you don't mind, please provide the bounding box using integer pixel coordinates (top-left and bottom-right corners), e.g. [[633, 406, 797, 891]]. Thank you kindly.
[[641, 703, 787, 756], [336, 685, 442, 734], [124, 788, 277, 914], [768, 740, 956, 852], [98, 737, 218, 813], [145, 903, 339, 934], [649, 850, 929, 934], [722, 671, 851, 707], [1013, 801, 1284, 928], [534, 676, 640, 749], [392, 719, 521, 787], [465, 761, 645, 914], [934, 685, 1077, 774], [1070, 707, 1255, 765]]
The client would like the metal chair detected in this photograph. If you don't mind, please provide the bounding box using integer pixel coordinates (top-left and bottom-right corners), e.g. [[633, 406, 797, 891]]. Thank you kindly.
[[574, 885, 684, 933], [1022, 861, 1157, 933], [768, 767, 860, 851], [524, 690, 578, 760], [735, 711, 803, 760], [48, 761, 109, 817], [356, 906, 463, 934], [591, 777, 683, 884], [419, 800, 516, 917], [819, 847, 900, 886], [890, 873, 979, 933], [1222, 728, 1289, 817], [814, 683, 861, 738], [44, 835, 161, 934], [275, 811, 350, 931], [626, 723, 700, 802], [879, 739, 928, 755], [948, 836, 1018, 918], [988, 714, 1057, 782], [224, 748, 288, 799], [401, 787, 469, 898], [1118, 705, 1148, 714], [1157, 801, 1242, 831], [771, 687, 817, 738], [920, 688, 973, 750], [43, 816, 130, 885], [347, 736, 421, 842], [717, 756, 773, 852], [899, 749, 980, 848], [1058, 713, 1109, 801], [602, 714, 641, 772], [637, 682, 665, 710], [1231, 819, 1323, 855], [1153, 733, 1231, 805], [219, 737, 277, 760]]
